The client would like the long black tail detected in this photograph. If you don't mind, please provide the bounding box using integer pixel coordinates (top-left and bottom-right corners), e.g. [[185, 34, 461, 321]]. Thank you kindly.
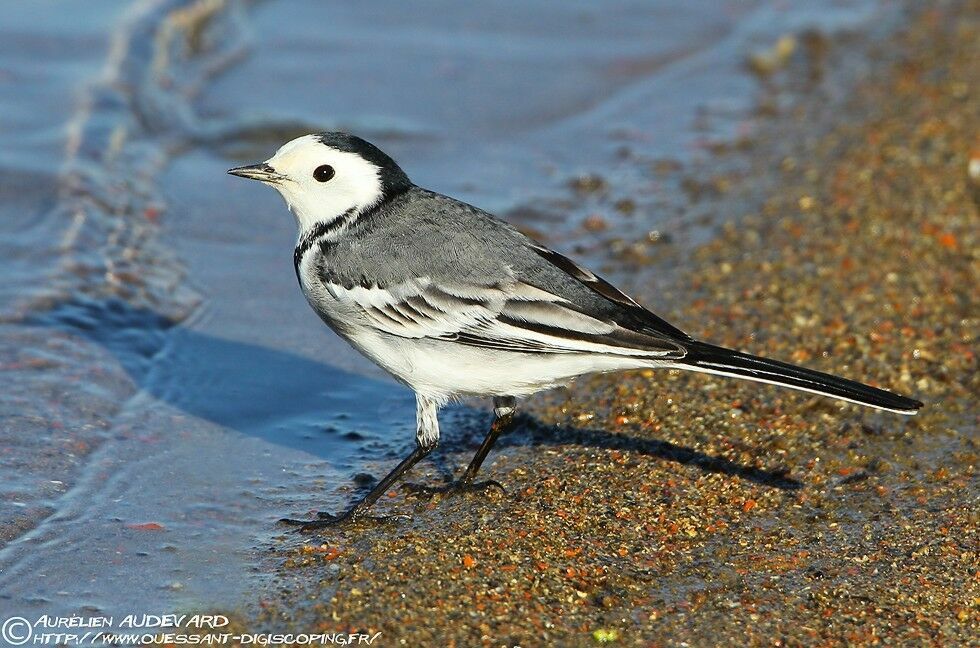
[[678, 341, 923, 415]]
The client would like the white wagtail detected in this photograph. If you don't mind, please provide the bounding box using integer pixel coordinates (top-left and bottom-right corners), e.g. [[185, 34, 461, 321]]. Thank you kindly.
[[228, 132, 922, 528]]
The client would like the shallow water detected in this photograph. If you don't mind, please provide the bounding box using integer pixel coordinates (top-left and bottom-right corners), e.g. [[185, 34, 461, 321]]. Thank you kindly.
[[0, 0, 903, 617]]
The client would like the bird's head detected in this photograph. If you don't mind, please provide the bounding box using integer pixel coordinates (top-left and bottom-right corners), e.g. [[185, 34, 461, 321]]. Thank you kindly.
[[228, 132, 412, 232]]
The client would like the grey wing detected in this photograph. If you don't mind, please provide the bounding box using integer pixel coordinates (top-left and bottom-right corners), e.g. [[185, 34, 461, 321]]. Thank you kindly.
[[320, 187, 690, 357], [520, 243, 695, 343], [317, 273, 685, 358]]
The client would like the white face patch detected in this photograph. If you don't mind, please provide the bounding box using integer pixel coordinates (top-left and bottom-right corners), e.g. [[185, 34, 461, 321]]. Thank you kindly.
[[263, 135, 385, 234]]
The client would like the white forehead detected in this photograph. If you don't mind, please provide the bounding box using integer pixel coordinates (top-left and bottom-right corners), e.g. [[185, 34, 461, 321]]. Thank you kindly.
[[270, 134, 321, 161], [267, 134, 381, 178]]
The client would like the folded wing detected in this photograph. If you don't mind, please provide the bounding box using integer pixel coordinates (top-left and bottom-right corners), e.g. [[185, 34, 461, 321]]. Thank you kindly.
[[319, 274, 686, 359]]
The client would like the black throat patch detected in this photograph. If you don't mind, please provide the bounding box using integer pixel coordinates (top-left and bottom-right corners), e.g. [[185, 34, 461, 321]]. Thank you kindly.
[[293, 207, 358, 276]]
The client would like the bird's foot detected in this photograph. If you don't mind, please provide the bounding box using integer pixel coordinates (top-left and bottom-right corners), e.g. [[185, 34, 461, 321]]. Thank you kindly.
[[402, 478, 506, 499], [278, 509, 408, 531]]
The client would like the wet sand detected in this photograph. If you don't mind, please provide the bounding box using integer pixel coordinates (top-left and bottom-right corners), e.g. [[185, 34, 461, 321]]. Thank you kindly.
[[241, 4, 978, 646]]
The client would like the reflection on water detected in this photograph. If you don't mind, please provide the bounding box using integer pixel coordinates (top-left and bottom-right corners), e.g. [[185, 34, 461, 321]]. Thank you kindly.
[[0, 0, 899, 616]]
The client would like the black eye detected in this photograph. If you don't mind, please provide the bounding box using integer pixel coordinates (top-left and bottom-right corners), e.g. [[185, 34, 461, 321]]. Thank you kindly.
[[313, 165, 335, 182]]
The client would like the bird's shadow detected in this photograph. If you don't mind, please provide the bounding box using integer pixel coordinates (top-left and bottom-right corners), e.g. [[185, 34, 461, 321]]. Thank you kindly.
[[506, 417, 799, 489], [26, 297, 801, 491]]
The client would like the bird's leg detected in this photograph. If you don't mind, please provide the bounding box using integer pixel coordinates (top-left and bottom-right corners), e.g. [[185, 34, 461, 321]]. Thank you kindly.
[[404, 396, 515, 497], [280, 444, 434, 529], [280, 394, 440, 530], [458, 396, 515, 487]]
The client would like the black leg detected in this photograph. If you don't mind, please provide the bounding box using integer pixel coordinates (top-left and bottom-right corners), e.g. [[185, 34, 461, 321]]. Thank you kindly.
[[459, 408, 514, 484], [403, 396, 516, 497], [280, 442, 434, 530]]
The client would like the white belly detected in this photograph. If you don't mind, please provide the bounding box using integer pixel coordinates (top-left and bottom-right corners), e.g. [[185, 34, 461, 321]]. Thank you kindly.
[[342, 328, 650, 401]]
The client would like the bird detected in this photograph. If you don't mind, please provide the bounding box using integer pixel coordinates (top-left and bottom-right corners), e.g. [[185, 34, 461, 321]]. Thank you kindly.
[[228, 132, 923, 529]]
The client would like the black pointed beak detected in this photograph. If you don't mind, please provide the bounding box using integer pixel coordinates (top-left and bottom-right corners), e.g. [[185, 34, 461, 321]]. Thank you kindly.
[[227, 163, 283, 183]]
